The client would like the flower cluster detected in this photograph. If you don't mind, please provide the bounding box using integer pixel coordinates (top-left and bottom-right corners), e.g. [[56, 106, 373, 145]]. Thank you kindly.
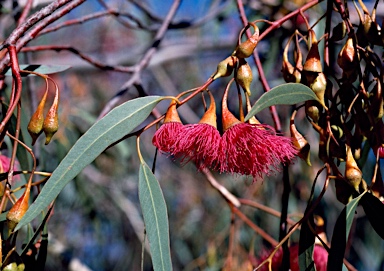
[[153, 91, 297, 179]]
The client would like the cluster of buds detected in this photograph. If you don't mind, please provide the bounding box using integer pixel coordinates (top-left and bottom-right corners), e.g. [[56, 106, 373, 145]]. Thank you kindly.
[[27, 79, 60, 145], [354, 0, 383, 46], [211, 22, 258, 97], [153, 88, 298, 179]]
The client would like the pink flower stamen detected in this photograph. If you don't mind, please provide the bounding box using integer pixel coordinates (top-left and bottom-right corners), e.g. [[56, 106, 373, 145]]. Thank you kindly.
[[174, 123, 221, 170], [152, 122, 185, 154], [219, 122, 298, 179]]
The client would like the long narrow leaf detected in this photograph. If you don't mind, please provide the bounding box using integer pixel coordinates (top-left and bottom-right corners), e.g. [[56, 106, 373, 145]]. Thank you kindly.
[[327, 192, 365, 271], [4, 64, 71, 76], [299, 215, 316, 271], [245, 83, 319, 121], [16, 96, 163, 230], [139, 161, 172, 271]]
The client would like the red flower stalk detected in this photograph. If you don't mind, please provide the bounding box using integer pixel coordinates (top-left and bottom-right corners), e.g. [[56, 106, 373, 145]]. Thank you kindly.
[[220, 84, 297, 179], [174, 92, 221, 170], [152, 101, 185, 154]]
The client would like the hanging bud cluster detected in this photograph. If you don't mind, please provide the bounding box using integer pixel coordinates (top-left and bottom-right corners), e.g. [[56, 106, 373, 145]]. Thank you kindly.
[[211, 23, 259, 97], [354, 0, 383, 46], [27, 78, 60, 145]]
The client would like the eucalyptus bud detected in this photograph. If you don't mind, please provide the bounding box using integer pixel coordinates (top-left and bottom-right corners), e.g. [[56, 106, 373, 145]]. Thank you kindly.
[[305, 100, 321, 123], [282, 38, 302, 83], [303, 31, 322, 73], [345, 146, 362, 191], [232, 24, 259, 59], [290, 113, 311, 166], [308, 72, 327, 106], [43, 88, 59, 145], [337, 37, 358, 81], [211, 56, 237, 80], [27, 90, 48, 145], [235, 59, 253, 96], [6, 185, 31, 232]]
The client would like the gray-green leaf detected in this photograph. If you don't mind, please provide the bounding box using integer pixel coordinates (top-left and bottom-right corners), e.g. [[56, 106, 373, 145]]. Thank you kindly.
[[327, 192, 366, 271], [16, 96, 163, 230], [139, 161, 172, 271], [4, 64, 71, 76], [245, 83, 319, 121]]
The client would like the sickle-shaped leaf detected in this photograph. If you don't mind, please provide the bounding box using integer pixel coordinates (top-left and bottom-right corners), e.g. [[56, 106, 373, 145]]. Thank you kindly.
[[245, 83, 319, 121], [16, 96, 163, 230], [327, 192, 366, 271], [139, 161, 172, 271]]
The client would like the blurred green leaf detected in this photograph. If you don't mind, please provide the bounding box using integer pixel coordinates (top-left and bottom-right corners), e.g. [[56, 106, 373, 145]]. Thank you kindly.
[[327, 192, 366, 271], [245, 83, 319, 121], [139, 161, 172, 271], [360, 193, 384, 239], [16, 96, 163, 230], [4, 65, 71, 77]]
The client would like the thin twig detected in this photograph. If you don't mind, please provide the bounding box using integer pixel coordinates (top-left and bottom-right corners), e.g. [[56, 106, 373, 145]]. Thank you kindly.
[[98, 0, 181, 118]]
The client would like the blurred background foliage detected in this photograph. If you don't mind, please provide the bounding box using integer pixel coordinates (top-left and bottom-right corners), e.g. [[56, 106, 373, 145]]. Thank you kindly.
[[1, 0, 383, 270]]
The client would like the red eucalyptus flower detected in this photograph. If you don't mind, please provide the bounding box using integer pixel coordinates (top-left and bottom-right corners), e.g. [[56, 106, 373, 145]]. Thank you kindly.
[[258, 244, 328, 271], [152, 101, 185, 154], [219, 85, 297, 179], [175, 92, 221, 170]]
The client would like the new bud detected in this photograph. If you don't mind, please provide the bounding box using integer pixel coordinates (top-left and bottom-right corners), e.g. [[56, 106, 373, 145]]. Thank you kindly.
[[211, 56, 237, 80], [290, 113, 311, 166], [303, 32, 322, 73], [232, 24, 259, 58], [6, 185, 31, 232], [282, 35, 302, 83], [305, 100, 321, 123], [27, 90, 48, 145], [43, 88, 59, 145], [345, 146, 362, 191], [235, 59, 253, 96], [308, 72, 327, 106], [337, 37, 358, 81]]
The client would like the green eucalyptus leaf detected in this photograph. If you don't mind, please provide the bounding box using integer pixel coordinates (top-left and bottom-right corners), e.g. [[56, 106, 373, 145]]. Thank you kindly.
[[360, 193, 384, 239], [4, 64, 71, 77], [16, 96, 163, 230], [245, 83, 319, 121], [327, 192, 366, 271], [139, 161, 172, 271], [299, 216, 316, 271]]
